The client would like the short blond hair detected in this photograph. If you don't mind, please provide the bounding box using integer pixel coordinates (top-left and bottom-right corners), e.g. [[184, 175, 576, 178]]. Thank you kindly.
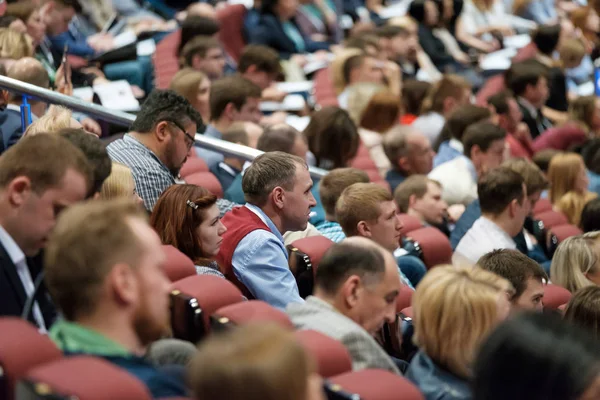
[[320, 168, 370, 216], [100, 163, 136, 201], [551, 235, 599, 293], [169, 68, 207, 107], [559, 38, 585, 68], [331, 48, 364, 95], [421, 74, 471, 114], [346, 82, 387, 125], [0, 27, 33, 59], [45, 200, 147, 320], [24, 106, 74, 136], [413, 265, 512, 378], [190, 323, 314, 400], [336, 182, 393, 237]]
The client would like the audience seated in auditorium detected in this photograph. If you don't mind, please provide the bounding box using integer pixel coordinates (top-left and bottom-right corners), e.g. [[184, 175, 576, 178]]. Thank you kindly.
[[210, 123, 250, 192], [170, 68, 211, 123], [548, 152, 597, 226], [177, 14, 221, 57], [303, 106, 360, 170], [477, 249, 547, 312], [474, 313, 600, 400], [287, 238, 402, 374], [216, 152, 314, 309], [106, 90, 204, 211], [100, 162, 143, 205], [296, 0, 342, 44], [400, 80, 432, 125], [581, 198, 600, 233], [45, 200, 188, 398], [23, 105, 82, 137], [451, 158, 549, 266], [394, 175, 451, 235], [0, 135, 91, 331], [383, 125, 434, 193], [376, 25, 419, 79], [455, 0, 514, 53], [190, 324, 325, 400], [564, 285, 600, 339], [506, 60, 552, 139], [151, 184, 227, 278], [454, 167, 529, 266], [181, 36, 227, 81], [550, 234, 600, 293], [336, 53, 395, 108], [487, 91, 534, 159], [407, 266, 512, 400], [412, 74, 472, 146], [198, 76, 262, 168], [433, 104, 492, 168], [336, 182, 427, 287], [429, 121, 506, 206], [314, 168, 369, 242]]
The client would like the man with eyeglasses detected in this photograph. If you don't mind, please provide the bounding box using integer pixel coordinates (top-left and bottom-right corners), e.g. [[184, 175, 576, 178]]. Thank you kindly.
[[106, 90, 205, 211]]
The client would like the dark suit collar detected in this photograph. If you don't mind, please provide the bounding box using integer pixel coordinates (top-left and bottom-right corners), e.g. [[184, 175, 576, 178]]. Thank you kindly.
[[0, 239, 27, 307]]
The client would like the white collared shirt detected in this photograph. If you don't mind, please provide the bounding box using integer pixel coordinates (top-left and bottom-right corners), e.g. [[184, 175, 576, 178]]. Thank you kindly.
[[453, 216, 517, 266], [0, 225, 46, 332]]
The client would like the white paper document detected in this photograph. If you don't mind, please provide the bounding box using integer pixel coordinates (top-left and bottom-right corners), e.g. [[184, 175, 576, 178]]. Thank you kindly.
[[93, 80, 140, 112]]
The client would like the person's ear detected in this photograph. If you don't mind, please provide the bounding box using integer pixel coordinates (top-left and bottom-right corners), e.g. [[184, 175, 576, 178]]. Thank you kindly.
[[356, 220, 372, 238], [223, 102, 237, 120], [272, 186, 285, 210], [443, 97, 456, 114], [109, 263, 139, 307], [191, 54, 203, 69], [508, 199, 518, 218], [469, 144, 482, 161], [397, 156, 411, 173], [247, 64, 258, 75], [408, 194, 418, 209], [7, 176, 32, 207], [155, 121, 170, 142], [342, 275, 362, 309]]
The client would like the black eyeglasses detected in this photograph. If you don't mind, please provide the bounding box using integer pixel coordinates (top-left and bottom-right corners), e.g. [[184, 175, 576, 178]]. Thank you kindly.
[[166, 120, 195, 150]]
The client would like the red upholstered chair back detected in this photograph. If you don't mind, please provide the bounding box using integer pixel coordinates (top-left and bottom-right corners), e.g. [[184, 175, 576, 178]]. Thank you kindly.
[[401, 306, 413, 319], [313, 67, 338, 107], [216, 5, 247, 62], [290, 236, 334, 275], [288, 236, 335, 298], [535, 210, 569, 230], [396, 285, 414, 312], [211, 300, 295, 331], [533, 198, 553, 216], [180, 157, 209, 178], [543, 284, 572, 310], [295, 330, 353, 378], [162, 245, 196, 282], [328, 369, 424, 400], [512, 42, 538, 63], [184, 171, 224, 198], [404, 227, 453, 268], [397, 214, 423, 237], [475, 75, 505, 106], [17, 356, 151, 400], [0, 318, 62, 399], [170, 275, 244, 342], [153, 30, 181, 89]]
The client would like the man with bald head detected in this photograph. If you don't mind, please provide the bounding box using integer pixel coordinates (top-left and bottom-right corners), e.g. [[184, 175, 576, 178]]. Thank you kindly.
[[287, 237, 403, 374], [0, 58, 50, 153]]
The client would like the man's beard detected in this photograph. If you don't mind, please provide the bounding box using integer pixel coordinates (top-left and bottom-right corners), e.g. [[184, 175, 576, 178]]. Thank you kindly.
[[133, 291, 171, 347]]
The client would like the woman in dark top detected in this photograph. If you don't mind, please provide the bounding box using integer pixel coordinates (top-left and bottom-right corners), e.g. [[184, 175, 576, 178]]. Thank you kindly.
[[250, 0, 330, 59]]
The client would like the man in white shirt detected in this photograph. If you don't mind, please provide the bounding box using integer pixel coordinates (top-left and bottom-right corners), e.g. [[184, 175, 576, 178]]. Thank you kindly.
[[429, 121, 507, 206], [0, 135, 91, 331], [453, 167, 530, 265]]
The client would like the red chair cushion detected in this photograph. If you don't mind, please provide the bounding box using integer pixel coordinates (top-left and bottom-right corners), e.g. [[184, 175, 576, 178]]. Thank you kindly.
[[313, 67, 338, 107], [536, 210, 569, 229], [475, 75, 505, 106], [329, 369, 424, 400], [162, 245, 196, 282], [533, 198, 553, 216], [532, 124, 588, 152], [550, 224, 583, 244], [21, 356, 151, 400], [184, 171, 224, 198], [397, 214, 424, 237], [171, 275, 244, 330], [543, 284, 572, 309], [401, 306, 413, 319], [0, 318, 62, 399], [396, 285, 414, 312], [213, 300, 295, 330], [295, 330, 353, 378], [216, 5, 247, 62], [153, 30, 181, 90], [180, 157, 209, 178], [405, 226, 453, 268], [290, 236, 335, 274]]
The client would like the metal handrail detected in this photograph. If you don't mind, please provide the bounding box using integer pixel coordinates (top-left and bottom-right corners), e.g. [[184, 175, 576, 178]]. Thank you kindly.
[[0, 75, 328, 179]]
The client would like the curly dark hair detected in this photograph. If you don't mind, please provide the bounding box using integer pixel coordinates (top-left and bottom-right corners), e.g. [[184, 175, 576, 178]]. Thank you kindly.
[[131, 90, 204, 134]]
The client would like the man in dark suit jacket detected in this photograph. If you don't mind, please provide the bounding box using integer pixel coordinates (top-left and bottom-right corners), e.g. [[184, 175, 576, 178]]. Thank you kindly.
[[0, 134, 92, 331]]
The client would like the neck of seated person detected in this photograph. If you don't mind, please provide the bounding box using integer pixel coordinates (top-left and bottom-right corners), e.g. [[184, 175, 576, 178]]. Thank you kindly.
[[223, 157, 244, 171], [481, 211, 522, 239]]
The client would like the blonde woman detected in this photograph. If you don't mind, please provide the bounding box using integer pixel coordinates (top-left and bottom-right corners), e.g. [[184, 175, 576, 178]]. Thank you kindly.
[[551, 235, 600, 293], [100, 163, 143, 206], [189, 323, 325, 400], [568, 96, 600, 137], [169, 68, 211, 122], [23, 105, 82, 137], [347, 82, 393, 176], [0, 27, 33, 61], [406, 265, 512, 400], [548, 153, 597, 225]]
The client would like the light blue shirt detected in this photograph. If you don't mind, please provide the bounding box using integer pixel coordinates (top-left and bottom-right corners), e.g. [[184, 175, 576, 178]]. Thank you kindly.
[[195, 124, 225, 169], [231, 204, 304, 310]]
